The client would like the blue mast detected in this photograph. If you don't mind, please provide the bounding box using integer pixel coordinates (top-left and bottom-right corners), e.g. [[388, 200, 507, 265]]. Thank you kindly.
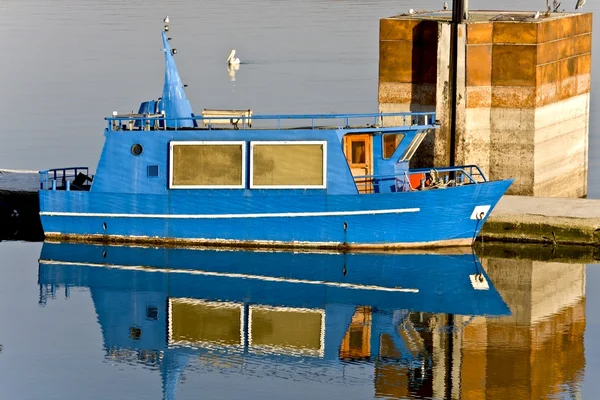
[[160, 28, 194, 128]]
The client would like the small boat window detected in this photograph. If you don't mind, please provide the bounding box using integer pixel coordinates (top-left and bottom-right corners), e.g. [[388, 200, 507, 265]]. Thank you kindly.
[[250, 141, 327, 189], [169, 141, 245, 189], [351, 141, 366, 164], [382, 133, 405, 159], [131, 143, 143, 156]]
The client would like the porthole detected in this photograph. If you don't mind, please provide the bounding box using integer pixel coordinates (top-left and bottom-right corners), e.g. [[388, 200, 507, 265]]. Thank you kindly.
[[131, 143, 143, 156]]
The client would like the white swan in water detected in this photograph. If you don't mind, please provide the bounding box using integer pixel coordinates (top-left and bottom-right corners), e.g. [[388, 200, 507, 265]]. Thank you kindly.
[[227, 49, 240, 66]]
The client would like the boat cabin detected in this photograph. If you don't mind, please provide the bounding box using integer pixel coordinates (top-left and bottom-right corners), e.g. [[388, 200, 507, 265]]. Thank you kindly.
[[39, 28, 489, 196]]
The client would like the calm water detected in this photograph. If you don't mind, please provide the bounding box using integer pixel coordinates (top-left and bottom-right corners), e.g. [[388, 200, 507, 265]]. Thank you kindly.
[[1, 240, 599, 399], [1, 0, 600, 399]]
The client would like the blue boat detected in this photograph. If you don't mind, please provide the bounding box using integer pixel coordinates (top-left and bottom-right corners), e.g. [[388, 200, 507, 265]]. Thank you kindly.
[[38, 20, 513, 249], [38, 242, 510, 399]]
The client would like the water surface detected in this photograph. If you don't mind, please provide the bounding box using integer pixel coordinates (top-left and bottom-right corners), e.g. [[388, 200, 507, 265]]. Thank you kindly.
[[1, 240, 599, 399]]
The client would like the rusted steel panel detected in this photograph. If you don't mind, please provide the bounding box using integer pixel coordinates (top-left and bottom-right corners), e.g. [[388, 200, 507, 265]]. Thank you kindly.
[[380, 18, 421, 41], [537, 41, 557, 65], [575, 13, 593, 35], [557, 37, 575, 60], [556, 16, 576, 40], [492, 45, 537, 87], [573, 34, 592, 56], [493, 22, 537, 45], [379, 40, 413, 83], [467, 23, 493, 45], [537, 63, 558, 86], [466, 44, 492, 86]]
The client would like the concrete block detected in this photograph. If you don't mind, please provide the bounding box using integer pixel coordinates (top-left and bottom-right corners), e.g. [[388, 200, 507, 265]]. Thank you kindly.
[[378, 11, 591, 197]]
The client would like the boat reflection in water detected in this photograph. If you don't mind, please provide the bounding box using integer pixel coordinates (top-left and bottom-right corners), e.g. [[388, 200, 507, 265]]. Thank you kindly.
[[38, 242, 510, 399]]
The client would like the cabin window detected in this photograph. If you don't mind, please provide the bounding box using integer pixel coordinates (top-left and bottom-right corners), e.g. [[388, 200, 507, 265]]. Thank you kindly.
[[400, 132, 427, 162], [382, 133, 405, 159], [250, 141, 327, 189], [169, 141, 245, 189]]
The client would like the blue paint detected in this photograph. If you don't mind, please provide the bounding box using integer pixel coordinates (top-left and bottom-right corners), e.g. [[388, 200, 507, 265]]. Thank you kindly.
[[37, 26, 513, 248], [159, 32, 194, 128], [38, 242, 510, 400]]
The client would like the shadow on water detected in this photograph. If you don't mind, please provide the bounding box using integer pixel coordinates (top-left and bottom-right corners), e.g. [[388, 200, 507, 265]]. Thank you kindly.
[[37, 241, 586, 399]]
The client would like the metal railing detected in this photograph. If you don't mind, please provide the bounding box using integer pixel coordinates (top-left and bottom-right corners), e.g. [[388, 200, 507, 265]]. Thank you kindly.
[[105, 111, 438, 132], [353, 165, 488, 193], [39, 167, 90, 191]]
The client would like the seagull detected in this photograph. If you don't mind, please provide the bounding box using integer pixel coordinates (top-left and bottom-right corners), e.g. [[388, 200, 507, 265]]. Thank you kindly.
[[575, 0, 585, 9], [552, 0, 561, 11], [443, 2, 448, 10], [163, 16, 169, 24], [534, 11, 540, 18], [408, 8, 415, 14], [227, 49, 240, 66]]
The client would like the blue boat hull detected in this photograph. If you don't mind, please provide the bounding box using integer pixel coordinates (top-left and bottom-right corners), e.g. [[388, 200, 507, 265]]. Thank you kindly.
[[39, 179, 511, 248]]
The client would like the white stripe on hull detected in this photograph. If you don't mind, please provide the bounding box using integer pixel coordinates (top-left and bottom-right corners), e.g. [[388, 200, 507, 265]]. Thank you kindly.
[[39, 207, 420, 219]]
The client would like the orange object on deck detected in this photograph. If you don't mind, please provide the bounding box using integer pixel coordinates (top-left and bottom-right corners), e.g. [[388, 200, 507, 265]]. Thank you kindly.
[[408, 173, 425, 190]]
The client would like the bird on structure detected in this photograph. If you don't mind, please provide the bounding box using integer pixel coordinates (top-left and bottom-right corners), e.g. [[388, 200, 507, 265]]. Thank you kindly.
[[163, 15, 169, 24], [534, 11, 540, 18], [227, 49, 240, 66], [443, 2, 448, 10], [575, 0, 585, 9], [552, 0, 562, 11], [408, 8, 415, 14]]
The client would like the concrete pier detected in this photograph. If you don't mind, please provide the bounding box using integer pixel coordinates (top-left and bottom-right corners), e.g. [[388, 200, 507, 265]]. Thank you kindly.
[[482, 195, 600, 246], [379, 11, 592, 197]]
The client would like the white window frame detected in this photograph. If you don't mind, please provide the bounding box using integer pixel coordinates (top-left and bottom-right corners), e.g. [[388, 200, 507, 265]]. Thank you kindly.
[[249, 140, 327, 189], [169, 140, 246, 189]]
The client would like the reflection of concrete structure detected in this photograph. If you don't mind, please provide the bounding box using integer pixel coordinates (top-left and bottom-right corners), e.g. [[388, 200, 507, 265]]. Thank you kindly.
[[475, 259, 586, 399], [365, 258, 586, 399]]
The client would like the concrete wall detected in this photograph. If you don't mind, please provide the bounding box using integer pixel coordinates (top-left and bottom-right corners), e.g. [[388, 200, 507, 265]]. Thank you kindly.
[[379, 12, 592, 197], [379, 19, 449, 167]]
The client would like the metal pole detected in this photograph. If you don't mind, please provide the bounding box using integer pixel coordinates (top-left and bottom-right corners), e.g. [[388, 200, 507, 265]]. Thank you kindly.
[[449, 0, 466, 166]]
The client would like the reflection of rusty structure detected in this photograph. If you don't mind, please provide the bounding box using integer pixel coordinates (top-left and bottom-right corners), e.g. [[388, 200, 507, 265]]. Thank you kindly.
[[364, 258, 586, 399], [339, 306, 372, 360]]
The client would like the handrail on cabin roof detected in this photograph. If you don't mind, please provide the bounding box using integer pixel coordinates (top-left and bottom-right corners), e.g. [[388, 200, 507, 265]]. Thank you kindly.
[[105, 111, 439, 131]]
